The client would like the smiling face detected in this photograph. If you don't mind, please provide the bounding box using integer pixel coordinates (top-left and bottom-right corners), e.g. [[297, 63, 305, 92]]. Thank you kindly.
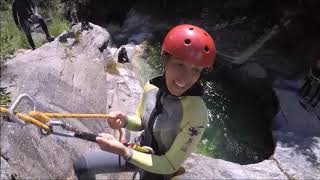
[[164, 56, 203, 96]]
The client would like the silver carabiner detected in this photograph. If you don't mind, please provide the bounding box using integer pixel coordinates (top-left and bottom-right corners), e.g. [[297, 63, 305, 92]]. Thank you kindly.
[[44, 120, 75, 137], [8, 94, 36, 126]]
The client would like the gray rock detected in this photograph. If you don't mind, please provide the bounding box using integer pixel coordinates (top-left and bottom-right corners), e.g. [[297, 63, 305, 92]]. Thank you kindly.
[[177, 154, 286, 179], [177, 131, 319, 179], [272, 131, 320, 180], [0, 23, 141, 179], [1, 156, 17, 180], [1, 21, 319, 180]]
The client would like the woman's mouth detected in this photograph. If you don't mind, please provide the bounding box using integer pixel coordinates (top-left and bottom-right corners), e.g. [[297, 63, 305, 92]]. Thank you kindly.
[[167, 80, 189, 96], [173, 80, 187, 89]]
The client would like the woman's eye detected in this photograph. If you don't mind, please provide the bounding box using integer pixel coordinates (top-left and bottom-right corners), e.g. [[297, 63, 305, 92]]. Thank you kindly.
[[175, 63, 184, 68], [192, 68, 201, 74]]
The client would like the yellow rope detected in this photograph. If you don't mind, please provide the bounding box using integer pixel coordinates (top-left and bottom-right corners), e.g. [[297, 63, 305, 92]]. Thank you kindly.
[[0, 107, 111, 131], [0, 107, 9, 113], [41, 112, 111, 119], [1, 106, 152, 153], [0, 107, 50, 131]]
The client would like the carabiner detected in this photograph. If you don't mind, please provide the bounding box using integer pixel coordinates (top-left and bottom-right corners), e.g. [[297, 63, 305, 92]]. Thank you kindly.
[[40, 120, 97, 142], [39, 120, 74, 137], [9, 94, 36, 126]]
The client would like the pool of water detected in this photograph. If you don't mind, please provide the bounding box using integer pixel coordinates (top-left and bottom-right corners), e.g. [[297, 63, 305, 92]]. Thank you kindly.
[[198, 79, 275, 164]]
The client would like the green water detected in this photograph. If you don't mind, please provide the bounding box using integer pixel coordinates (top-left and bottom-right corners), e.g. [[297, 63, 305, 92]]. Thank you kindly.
[[198, 81, 272, 164]]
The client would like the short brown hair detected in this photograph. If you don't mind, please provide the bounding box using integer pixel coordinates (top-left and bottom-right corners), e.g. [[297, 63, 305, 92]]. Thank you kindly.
[[160, 51, 171, 62]]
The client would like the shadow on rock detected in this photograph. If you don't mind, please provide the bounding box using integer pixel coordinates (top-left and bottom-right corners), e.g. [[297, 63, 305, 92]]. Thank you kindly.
[[58, 32, 76, 43]]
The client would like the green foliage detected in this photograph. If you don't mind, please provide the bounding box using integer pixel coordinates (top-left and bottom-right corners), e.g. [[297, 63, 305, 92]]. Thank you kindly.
[[0, 31, 14, 61], [106, 61, 120, 75], [47, 0, 70, 37], [0, 10, 30, 60], [0, 87, 11, 107], [0, 87, 11, 128], [0, 0, 12, 11], [47, 10, 70, 37], [0, 0, 70, 60]]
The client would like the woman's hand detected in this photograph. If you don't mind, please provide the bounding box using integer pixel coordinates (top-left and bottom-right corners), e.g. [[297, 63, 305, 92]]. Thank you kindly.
[[96, 133, 129, 157], [107, 111, 127, 129]]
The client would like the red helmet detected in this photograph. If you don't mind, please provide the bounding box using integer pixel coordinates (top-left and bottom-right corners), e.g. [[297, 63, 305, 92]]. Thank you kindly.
[[162, 24, 216, 68]]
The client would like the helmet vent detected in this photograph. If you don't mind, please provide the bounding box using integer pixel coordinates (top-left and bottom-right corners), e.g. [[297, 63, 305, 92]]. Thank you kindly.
[[204, 32, 208, 36], [189, 27, 194, 30], [184, 39, 191, 45], [204, 46, 209, 52]]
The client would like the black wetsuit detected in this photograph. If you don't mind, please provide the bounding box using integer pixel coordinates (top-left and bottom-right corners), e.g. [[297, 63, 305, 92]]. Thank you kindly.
[[118, 48, 129, 63], [12, 0, 54, 50]]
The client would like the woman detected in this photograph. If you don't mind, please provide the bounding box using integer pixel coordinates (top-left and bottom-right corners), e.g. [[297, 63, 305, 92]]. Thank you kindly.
[[73, 24, 216, 180]]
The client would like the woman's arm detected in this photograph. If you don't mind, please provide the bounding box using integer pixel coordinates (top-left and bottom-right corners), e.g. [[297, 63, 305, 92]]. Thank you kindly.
[[124, 93, 145, 131], [128, 121, 206, 174], [106, 94, 144, 131], [127, 97, 208, 174]]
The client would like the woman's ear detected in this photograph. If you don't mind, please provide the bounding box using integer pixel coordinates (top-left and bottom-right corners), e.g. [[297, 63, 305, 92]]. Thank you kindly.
[[163, 57, 170, 73], [161, 51, 171, 74], [162, 62, 167, 75], [163, 58, 168, 66], [199, 68, 209, 80]]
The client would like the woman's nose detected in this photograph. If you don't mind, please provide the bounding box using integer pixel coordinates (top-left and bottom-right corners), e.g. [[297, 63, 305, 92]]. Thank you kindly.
[[178, 70, 193, 84]]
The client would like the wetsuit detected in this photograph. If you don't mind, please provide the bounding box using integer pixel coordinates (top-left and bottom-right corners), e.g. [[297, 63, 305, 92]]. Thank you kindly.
[[12, 0, 54, 50], [73, 76, 208, 180], [118, 48, 130, 63]]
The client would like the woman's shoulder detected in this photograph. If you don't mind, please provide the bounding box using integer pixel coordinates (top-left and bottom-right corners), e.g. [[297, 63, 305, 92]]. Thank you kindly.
[[180, 96, 207, 108], [142, 76, 163, 93], [180, 96, 208, 125], [143, 81, 157, 92]]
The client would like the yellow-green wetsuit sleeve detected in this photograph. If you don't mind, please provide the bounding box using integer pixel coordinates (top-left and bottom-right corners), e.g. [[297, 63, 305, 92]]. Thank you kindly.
[[128, 97, 208, 174], [125, 81, 156, 131], [125, 94, 144, 131], [128, 124, 206, 174]]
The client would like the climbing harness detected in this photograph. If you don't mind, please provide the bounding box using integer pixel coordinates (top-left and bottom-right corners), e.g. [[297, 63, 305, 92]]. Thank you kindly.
[[0, 94, 151, 152]]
